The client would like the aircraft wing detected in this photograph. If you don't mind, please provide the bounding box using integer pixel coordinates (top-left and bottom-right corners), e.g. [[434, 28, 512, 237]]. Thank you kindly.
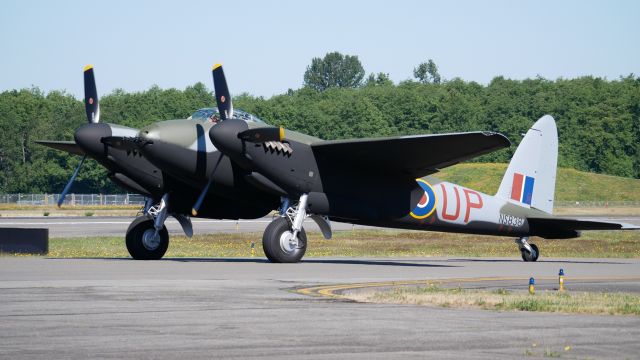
[[311, 131, 510, 178], [35, 140, 84, 156]]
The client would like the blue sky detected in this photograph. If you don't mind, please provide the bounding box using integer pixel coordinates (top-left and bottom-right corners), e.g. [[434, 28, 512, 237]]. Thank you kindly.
[[1, 0, 638, 99]]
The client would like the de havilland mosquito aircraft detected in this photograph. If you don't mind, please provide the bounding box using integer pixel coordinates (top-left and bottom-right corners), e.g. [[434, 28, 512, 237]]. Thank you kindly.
[[38, 64, 638, 263]]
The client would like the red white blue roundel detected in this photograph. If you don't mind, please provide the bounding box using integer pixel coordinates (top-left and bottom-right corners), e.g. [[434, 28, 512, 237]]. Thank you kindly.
[[410, 179, 437, 219]]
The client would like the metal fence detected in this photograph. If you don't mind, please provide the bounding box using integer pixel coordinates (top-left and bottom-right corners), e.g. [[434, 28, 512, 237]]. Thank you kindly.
[[0, 194, 147, 206], [0, 194, 638, 208], [554, 200, 640, 208]]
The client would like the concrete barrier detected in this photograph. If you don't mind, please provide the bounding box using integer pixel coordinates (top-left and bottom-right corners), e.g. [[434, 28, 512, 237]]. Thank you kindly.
[[0, 228, 48, 254]]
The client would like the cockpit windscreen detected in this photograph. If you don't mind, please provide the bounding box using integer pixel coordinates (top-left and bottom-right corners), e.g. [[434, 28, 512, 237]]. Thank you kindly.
[[188, 108, 267, 124]]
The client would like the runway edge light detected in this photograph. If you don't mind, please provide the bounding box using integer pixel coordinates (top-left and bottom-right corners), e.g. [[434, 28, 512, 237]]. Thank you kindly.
[[529, 277, 535, 295], [559, 269, 565, 292]]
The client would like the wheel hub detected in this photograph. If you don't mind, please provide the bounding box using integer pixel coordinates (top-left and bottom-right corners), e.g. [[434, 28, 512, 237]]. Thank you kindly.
[[142, 229, 161, 250], [279, 231, 298, 253]]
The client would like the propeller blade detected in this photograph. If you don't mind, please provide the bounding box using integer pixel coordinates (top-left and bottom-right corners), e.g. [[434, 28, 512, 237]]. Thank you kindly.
[[212, 64, 233, 120], [191, 154, 224, 216], [57, 155, 87, 207], [83, 65, 100, 123], [238, 127, 284, 143]]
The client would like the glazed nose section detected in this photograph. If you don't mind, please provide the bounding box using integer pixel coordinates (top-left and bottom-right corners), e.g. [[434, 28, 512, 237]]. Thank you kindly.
[[74, 123, 111, 156], [209, 119, 248, 157]]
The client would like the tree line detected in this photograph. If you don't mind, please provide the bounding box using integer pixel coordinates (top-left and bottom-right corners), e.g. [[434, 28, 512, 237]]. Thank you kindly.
[[0, 53, 638, 194]]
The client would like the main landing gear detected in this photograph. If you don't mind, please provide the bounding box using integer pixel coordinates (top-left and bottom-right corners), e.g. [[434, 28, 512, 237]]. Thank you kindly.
[[125, 194, 193, 260], [126, 194, 170, 260], [516, 236, 539, 262], [262, 194, 332, 263]]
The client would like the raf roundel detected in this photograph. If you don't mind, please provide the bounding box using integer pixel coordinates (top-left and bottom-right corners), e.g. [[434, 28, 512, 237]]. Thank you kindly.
[[410, 179, 437, 219]]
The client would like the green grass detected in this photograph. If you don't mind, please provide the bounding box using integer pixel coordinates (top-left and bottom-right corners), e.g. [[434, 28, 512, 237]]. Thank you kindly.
[[437, 163, 640, 201], [4, 229, 637, 259], [351, 284, 640, 315]]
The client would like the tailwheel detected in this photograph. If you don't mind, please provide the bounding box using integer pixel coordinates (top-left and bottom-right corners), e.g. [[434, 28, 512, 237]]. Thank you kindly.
[[126, 216, 169, 260], [520, 243, 539, 262], [262, 217, 307, 263]]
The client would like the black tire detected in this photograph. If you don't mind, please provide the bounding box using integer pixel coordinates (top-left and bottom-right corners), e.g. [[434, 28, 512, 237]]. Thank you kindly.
[[521, 243, 539, 262], [262, 217, 307, 263], [126, 216, 169, 260]]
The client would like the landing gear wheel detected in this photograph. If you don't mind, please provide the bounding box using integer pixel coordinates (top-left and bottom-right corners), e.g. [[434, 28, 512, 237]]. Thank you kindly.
[[262, 217, 307, 263], [126, 216, 169, 260], [521, 243, 539, 262]]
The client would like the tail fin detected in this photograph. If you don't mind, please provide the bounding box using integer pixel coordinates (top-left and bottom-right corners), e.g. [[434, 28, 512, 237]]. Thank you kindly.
[[496, 115, 558, 214]]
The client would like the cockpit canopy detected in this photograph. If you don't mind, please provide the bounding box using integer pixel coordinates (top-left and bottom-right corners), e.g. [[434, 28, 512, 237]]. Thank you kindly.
[[188, 108, 268, 124]]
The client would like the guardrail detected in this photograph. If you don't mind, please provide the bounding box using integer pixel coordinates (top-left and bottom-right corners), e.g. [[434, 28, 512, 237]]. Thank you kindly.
[[0, 194, 147, 206]]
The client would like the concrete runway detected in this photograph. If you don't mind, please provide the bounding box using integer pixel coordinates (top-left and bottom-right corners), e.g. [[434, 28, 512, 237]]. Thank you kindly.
[[1, 257, 639, 359], [1, 215, 638, 238], [0, 216, 379, 237]]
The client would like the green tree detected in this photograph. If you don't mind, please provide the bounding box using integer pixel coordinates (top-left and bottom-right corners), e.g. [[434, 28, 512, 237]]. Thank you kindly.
[[2, 68, 640, 195], [414, 59, 441, 84], [365, 72, 393, 87], [303, 52, 366, 91]]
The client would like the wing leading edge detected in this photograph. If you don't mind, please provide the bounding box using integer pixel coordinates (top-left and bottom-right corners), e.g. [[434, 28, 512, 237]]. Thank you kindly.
[[35, 140, 84, 156], [311, 131, 510, 178]]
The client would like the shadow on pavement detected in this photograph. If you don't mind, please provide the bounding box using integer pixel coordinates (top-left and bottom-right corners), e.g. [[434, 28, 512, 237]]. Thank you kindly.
[[47, 257, 457, 267]]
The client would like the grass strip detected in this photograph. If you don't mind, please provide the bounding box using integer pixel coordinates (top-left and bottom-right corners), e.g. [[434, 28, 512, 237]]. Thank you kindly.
[[347, 284, 640, 315], [2, 229, 638, 258]]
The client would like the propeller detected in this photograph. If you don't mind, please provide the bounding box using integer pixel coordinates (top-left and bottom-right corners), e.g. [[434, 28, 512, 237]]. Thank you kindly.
[[191, 154, 223, 216], [212, 64, 233, 120], [190, 64, 234, 215], [83, 65, 100, 123], [192, 64, 288, 214], [57, 155, 87, 207], [57, 65, 99, 207]]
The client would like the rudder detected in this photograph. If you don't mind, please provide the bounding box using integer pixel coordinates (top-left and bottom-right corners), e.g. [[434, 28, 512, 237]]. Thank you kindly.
[[496, 115, 558, 214]]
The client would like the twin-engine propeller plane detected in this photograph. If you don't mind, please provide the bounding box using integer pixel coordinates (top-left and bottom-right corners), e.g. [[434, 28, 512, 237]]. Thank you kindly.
[[39, 64, 638, 263]]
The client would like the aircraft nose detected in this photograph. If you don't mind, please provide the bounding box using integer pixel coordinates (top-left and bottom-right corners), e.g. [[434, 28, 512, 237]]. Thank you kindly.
[[74, 123, 111, 156], [137, 120, 203, 176], [139, 123, 161, 142]]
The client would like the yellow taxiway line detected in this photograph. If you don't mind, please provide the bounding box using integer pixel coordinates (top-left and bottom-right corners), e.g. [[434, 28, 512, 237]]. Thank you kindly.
[[296, 276, 640, 298]]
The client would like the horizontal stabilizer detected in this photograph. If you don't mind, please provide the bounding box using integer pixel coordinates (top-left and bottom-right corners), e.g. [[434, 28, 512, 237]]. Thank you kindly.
[[528, 216, 639, 239], [35, 140, 84, 156], [311, 131, 510, 178]]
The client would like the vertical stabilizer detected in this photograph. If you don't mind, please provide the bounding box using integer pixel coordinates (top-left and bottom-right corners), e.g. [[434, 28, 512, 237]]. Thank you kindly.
[[496, 115, 558, 214]]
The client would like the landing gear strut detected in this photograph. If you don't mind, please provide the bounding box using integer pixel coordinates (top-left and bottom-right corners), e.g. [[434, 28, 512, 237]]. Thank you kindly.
[[126, 194, 170, 260], [516, 236, 539, 262], [262, 194, 309, 263]]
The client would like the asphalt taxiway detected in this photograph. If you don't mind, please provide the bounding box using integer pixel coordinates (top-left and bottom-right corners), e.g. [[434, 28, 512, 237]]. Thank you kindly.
[[1, 256, 639, 359], [0, 216, 379, 237], [1, 215, 638, 237]]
